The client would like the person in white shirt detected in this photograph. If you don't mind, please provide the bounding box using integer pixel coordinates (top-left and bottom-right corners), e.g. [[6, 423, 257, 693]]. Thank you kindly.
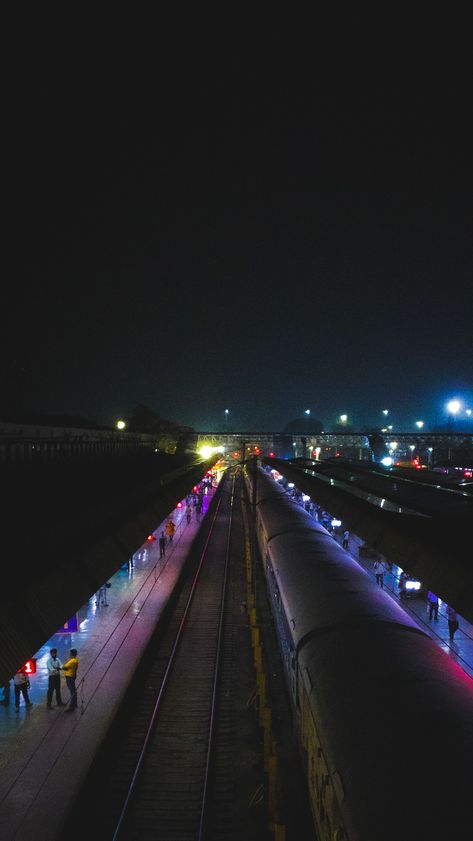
[[342, 530, 350, 550], [46, 648, 65, 708], [373, 559, 385, 588], [14, 671, 32, 711]]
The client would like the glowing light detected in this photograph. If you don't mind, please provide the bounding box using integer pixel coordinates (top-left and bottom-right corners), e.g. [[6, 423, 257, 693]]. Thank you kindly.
[[116, 420, 126, 430], [331, 518, 342, 528], [305, 409, 310, 415], [382, 409, 389, 416], [340, 414, 348, 423], [288, 482, 295, 488], [409, 445, 415, 451], [447, 399, 461, 415], [415, 420, 424, 428], [405, 580, 421, 591], [381, 457, 394, 466], [199, 446, 213, 459], [302, 494, 311, 502], [390, 442, 398, 450], [466, 409, 472, 416], [19, 659, 37, 674]]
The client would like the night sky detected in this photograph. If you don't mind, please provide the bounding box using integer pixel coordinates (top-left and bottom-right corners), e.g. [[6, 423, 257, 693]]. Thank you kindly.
[[6, 37, 472, 433]]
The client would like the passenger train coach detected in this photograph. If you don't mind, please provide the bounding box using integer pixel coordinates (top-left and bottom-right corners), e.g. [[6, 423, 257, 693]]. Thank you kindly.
[[245, 465, 473, 841]]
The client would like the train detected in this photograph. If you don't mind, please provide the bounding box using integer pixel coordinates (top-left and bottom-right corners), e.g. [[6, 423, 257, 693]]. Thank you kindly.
[[245, 464, 473, 841]]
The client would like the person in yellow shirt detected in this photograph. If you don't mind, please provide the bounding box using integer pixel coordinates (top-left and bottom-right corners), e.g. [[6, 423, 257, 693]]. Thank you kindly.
[[62, 648, 79, 712]]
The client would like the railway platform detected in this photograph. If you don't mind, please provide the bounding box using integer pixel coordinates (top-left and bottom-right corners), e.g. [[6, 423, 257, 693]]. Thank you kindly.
[[0, 483, 216, 841]]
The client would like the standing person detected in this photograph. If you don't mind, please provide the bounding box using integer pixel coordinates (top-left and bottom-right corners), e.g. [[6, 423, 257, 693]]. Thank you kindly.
[[373, 558, 385, 588], [166, 519, 176, 544], [159, 531, 166, 558], [342, 529, 350, 550], [96, 582, 109, 607], [63, 649, 79, 712], [46, 648, 65, 708], [427, 591, 439, 620], [186, 505, 192, 524], [446, 605, 459, 640], [14, 670, 32, 711], [196, 495, 203, 521], [1, 680, 11, 706]]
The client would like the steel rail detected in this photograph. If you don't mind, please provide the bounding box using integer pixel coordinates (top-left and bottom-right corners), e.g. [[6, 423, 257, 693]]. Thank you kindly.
[[197, 472, 235, 840], [111, 484, 227, 841]]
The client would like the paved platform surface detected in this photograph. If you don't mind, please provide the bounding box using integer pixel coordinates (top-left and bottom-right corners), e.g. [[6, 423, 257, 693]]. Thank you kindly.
[[0, 481, 216, 841]]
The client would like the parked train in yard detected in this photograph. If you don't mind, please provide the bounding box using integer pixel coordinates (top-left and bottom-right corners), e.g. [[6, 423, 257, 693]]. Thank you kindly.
[[245, 464, 473, 841]]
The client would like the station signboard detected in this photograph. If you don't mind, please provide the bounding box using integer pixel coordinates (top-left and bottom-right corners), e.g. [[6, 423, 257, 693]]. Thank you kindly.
[[56, 614, 79, 633]]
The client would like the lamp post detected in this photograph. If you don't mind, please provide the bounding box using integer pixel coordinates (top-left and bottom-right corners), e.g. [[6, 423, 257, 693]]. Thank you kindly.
[[427, 446, 433, 467], [446, 399, 461, 432], [116, 420, 126, 431]]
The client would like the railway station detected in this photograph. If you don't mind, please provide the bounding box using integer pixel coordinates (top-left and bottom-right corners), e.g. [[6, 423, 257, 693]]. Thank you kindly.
[[0, 423, 472, 841]]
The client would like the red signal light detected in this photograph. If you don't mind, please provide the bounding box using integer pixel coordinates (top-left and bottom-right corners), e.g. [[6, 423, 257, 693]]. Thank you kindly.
[[233, 451, 239, 458], [147, 534, 155, 541], [19, 659, 37, 675], [176, 501, 183, 508], [269, 451, 274, 457]]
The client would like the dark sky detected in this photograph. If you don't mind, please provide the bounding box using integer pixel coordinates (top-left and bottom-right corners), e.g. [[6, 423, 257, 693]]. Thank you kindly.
[[5, 37, 472, 432]]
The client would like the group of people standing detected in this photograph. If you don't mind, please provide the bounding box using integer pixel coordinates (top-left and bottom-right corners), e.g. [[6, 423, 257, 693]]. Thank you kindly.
[[0, 648, 79, 712]]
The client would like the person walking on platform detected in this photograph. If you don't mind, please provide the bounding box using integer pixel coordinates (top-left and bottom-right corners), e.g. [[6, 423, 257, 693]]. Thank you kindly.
[[447, 605, 459, 640], [166, 519, 176, 544], [186, 505, 192, 524], [159, 531, 166, 558], [46, 648, 65, 708], [14, 670, 32, 711], [342, 529, 350, 550], [427, 591, 439, 620], [373, 558, 385, 587], [63, 649, 79, 712]]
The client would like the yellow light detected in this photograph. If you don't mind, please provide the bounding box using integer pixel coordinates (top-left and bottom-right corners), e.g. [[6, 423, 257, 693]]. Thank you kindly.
[[199, 446, 213, 459], [116, 420, 126, 430]]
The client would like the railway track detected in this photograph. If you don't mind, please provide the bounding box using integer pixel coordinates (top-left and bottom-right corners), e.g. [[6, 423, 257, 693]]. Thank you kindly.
[[107, 471, 235, 840], [64, 468, 269, 841]]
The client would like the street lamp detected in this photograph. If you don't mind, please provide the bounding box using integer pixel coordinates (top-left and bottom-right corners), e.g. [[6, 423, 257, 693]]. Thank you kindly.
[[382, 409, 389, 416], [447, 399, 461, 415], [415, 420, 424, 429], [409, 444, 415, 452], [466, 409, 472, 417], [339, 414, 348, 424], [116, 420, 126, 430], [304, 409, 310, 415]]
